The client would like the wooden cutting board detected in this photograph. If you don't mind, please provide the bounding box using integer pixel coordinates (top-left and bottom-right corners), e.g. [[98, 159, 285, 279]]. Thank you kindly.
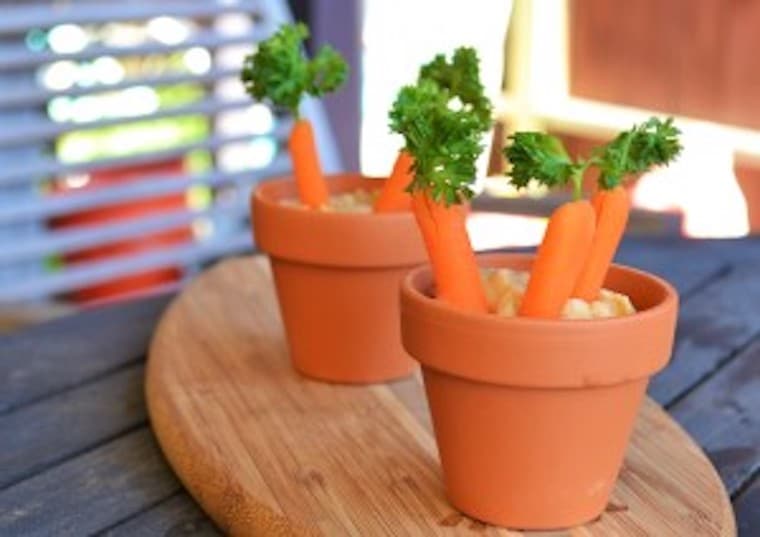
[[146, 256, 736, 536]]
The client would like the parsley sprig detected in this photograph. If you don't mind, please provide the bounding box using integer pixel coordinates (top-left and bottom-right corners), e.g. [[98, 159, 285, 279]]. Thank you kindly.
[[390, 49, 492, 204], [503, 117, 682, 199], [390, 80, 484, 204], [240, 23, 348, 118], [419, 47, 493, 133], [594, 117, 682, 189]]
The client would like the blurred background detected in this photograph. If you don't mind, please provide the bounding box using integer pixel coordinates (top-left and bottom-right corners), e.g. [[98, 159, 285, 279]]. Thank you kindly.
[[0, 0, 756, 329]]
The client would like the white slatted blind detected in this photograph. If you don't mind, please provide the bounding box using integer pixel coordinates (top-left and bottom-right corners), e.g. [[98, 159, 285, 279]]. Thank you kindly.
[[0, 0, 342, 303]]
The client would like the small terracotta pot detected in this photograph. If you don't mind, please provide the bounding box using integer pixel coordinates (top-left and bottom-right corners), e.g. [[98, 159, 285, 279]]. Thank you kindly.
[[400, 253, 678, 529], [252, 173, 426, 383]]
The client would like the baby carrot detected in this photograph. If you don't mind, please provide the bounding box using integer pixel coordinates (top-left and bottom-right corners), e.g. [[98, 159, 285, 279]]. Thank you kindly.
[[504, 119, 682, 317], [519, 200, 596, 318], [572, 118, 681, 299], [376, 47, 492, 214], [572, 186, 630, 301], [374, 150, 413, 212], [390, 61, 490, 312], [289, 119, 328, 208], [410, 191, 439, 266], [241, 23, 348, 208], [412, 192, 487, 313]]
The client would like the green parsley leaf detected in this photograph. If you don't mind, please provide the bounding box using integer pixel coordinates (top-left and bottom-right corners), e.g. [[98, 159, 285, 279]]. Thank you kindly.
[[594, 117, 682, 189], [240, 23, 348, 118], [502, 117, 682, 198], [390, 79, 484, 204], [419, 47, 493, 133], [503, 132, 579, 190]]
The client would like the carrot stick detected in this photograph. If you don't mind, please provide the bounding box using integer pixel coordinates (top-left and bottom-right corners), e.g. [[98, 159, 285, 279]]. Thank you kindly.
[[410, 191, 440, 267], [519, 200, 596, 318], [288, 118, 328, 209], [374, 150, 413, 212], [242, 23, 347, 209], [412, 192, 487, 313], [389, 55, 492, 313], [591, 188, 606, 217], [573, 186, 630, 301]]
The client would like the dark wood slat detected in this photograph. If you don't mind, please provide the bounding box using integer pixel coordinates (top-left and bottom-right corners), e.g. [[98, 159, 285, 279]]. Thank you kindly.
[[670, 340, 760, 494], [614, 237, 760, 298], [500, 238, 729, 297], [100, 493, 220, 537], [0, 293, 171, 414], [735, 476, 760, 536], [0, 428, 180, 537], [0, 365, 146, 489], [1, 240, 757, 534], [617, 237, 760, 265], [614, 244, 726, 297], [694, 238, 760, 266], [648, 263, 760, 406]]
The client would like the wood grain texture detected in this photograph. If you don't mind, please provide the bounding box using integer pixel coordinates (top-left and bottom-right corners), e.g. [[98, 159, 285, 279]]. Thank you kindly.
[[649, 264, 760, 406], [0, 365, 146, 489], [735, 477, 760, 537], [614, 247, 726, 299], [0, 293, 171, 414], [146, 256, 736, 536], [671, 339, 760, 494], [100, 492, 221, 537], [0, 428, 180, 537]]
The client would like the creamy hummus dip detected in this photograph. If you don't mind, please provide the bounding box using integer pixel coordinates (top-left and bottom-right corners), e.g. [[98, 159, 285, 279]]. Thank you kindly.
[[281, 189, 379, 213], [481, 268, 636, 319]]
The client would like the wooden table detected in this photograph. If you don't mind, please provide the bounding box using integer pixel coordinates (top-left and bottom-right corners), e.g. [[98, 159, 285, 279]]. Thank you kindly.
[[2, 237, 759, 536]]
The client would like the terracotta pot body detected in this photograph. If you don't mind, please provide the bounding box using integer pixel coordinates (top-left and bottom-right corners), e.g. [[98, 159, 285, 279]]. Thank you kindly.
[[252, 173, 426, 383], [400, 253, 679, 529]]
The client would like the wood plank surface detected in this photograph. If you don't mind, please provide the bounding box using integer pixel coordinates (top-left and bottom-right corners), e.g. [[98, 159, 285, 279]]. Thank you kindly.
[[613, 238, 760, 299], [0, 429, 180, 537], [649, 264, 760, 406], [734, 478, 760, 536], [0, 294, 171, 414], [100, 492, 221, 537], [2, 238, 758, 535], [0, 364, 146, 489], [145, 256, 736, 536], [670, 340, 760, 494]]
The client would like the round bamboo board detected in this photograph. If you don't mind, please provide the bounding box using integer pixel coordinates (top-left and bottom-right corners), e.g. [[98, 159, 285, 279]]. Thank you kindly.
[[146, 257, 736, 536]]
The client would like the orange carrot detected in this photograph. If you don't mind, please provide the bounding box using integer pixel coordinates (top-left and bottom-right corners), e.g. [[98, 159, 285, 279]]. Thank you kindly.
[[519, 200, 596, 318], [410, 191, 439, 266], [242, 23, 347, 209], [573, 186, 631, 301], [288, 119, 328, 209], [505, 119, 681, 315], [390, 56, 491, 313], [412, 192, 487, 313], [374, 150, 414, 212], [591, 189, 606, 217]]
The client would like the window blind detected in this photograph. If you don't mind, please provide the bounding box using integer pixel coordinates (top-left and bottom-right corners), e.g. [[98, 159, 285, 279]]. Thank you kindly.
[[0, 0, 342, 303]]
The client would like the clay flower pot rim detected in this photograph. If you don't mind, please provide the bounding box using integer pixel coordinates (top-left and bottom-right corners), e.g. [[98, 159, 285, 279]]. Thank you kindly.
[[253, 174, 426, 268], [253, 173, 413, 223], [401, 252, 678, 328], [400, 252, 679, 388]]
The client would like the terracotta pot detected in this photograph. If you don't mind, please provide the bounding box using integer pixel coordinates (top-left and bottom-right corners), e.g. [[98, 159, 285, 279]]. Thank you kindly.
[[252, 173, 426, 383], [400, 253, 679, 529]]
